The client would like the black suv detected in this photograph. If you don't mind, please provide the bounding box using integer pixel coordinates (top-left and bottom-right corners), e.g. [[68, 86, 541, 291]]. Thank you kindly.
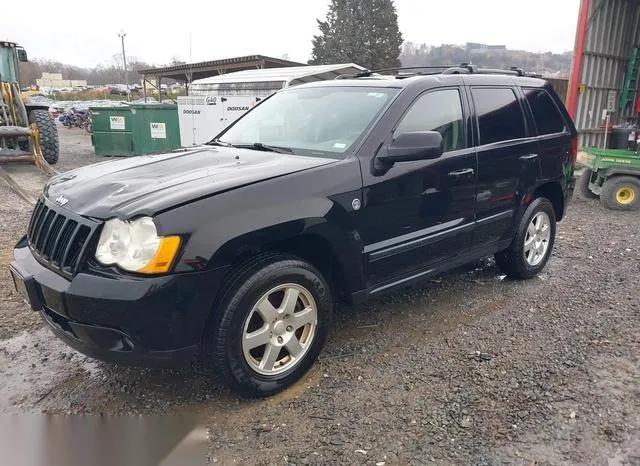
[[10, 66, 577, 397]]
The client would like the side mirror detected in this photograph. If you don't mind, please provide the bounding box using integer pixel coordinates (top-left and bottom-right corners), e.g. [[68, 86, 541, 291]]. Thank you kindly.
[[16, 47, 28, 62], [378, 131, 444, 165]]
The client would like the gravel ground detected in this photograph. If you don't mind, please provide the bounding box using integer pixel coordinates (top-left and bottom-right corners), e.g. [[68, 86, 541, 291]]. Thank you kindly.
[[0, 128, 638, 465]]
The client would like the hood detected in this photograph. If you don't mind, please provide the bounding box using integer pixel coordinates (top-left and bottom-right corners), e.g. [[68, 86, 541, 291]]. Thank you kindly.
[[44, 146, 337, 219]]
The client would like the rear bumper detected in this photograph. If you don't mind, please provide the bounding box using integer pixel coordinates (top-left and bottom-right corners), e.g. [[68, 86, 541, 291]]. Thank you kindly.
[[11, 241, 228, 367]]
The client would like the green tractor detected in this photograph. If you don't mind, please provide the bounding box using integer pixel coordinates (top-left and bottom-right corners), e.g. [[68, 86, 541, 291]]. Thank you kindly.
[[577, 147, 640, 211], [0, 41, 59, 167]]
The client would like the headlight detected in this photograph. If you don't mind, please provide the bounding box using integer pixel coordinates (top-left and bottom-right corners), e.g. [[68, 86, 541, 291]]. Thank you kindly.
[[95, 217, 181, 274]]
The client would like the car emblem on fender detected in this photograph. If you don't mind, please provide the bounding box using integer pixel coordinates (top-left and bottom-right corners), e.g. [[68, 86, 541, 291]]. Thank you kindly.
[[55, 195, 69, 206]]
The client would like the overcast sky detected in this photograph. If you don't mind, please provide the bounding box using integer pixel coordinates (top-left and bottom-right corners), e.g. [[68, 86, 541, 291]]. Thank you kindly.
[[3, 0, 580, 68]]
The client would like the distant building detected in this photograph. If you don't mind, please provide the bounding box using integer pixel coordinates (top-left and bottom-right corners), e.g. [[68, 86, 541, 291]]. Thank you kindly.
[[36, 72, 87, 89], [466, 42, 507, 52]]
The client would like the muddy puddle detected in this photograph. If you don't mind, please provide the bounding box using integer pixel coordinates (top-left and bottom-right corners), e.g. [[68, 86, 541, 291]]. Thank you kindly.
[[0, 327, 103, 412]]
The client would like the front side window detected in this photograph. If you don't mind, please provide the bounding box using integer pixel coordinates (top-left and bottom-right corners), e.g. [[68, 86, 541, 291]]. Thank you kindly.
[[523, 87, 567, 136], [217, 86, 399, 157], [472, 87, 526, 145], [394, 88, 465, 152]]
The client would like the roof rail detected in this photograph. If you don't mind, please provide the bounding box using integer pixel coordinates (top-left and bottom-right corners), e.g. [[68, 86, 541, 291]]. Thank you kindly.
[[335, 65, 456, 79], [442, 64, 542, 78], [335, 64, 544, 80]]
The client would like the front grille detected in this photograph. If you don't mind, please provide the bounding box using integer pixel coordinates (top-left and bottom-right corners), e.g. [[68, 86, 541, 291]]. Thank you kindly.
[[26, 197, 99, 278]]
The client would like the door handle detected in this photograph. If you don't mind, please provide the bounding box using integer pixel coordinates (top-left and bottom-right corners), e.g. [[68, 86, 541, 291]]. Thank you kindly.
[[448, 168, 474, 178], [519, 153, 538, 161]]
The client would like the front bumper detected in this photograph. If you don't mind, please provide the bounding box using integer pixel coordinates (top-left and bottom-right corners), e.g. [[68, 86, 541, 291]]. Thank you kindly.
[[10, 241, 228, 367]]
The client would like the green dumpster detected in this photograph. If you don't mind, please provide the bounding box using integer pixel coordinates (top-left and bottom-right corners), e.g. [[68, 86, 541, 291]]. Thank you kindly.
[[129, 103, 180, 155], [89, 106, 133, 156], [89, 103, 180, 156]]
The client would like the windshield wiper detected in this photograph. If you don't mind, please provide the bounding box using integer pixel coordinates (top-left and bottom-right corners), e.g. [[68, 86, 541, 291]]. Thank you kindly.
[[236, 142, 293, 154], [206, 138, 234, 147]]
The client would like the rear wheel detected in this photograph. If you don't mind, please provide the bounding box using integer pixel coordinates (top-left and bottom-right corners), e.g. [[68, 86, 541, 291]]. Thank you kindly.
[[29, 109, 59, 164], [206, 253, 332, 398], [495, 197, 556, 279], [577, 169, 599, 199], [601, 176, 640, 211]]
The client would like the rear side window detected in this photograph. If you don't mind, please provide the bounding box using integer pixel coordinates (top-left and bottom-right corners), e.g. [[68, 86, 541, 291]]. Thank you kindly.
[[471, 87, 526, 145], [523, 87, 567, 135]]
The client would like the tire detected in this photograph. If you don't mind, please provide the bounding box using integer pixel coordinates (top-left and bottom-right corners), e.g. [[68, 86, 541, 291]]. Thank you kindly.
[[577, 169, 598, 199], [600, 176, 640, 211], [29, 109, 59, 164], [206, 253, 333, 398], [495, 197, 556, 279]]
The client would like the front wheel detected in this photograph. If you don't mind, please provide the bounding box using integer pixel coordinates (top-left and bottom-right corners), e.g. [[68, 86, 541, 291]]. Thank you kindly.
[[495, 197, 556, 279], [207, 253, 332, 398]]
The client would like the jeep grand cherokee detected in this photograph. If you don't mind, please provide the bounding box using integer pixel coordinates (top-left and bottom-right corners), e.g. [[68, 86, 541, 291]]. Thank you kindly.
[[10, 66, 577, 397]]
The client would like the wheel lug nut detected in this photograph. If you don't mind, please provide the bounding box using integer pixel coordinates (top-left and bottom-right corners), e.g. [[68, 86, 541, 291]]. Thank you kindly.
[[277, 336, 283, 344], [286, 325, 293, 332]]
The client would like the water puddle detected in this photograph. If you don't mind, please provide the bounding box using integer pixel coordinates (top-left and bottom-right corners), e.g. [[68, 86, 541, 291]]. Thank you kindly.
[[0, 327, 101, 412]]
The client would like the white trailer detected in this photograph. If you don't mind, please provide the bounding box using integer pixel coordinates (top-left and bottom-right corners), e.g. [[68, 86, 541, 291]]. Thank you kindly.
[[178, 63, 366, 147]]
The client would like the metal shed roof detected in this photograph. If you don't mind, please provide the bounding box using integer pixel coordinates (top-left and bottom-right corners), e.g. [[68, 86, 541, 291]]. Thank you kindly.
[[137, 55, 305, 82], [190, 63, 367, 87]]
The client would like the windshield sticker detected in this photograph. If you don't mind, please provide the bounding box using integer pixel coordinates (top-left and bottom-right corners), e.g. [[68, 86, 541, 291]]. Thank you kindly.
[[333, 143, 347, 149], [367, 92, 386, 98]]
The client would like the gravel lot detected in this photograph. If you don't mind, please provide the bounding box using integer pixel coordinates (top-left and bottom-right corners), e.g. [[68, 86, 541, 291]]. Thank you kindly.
[[0, 127, 638, 465]]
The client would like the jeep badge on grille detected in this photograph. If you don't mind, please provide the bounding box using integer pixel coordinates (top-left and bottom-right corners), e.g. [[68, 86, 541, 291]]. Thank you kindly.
[[55, 195, 69, 206]]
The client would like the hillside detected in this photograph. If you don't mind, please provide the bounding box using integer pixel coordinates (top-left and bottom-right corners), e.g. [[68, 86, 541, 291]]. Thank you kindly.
[[400, 42, 573, 77]]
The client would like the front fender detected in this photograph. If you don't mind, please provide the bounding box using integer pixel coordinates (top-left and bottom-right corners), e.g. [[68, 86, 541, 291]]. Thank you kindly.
[[209, 212, 365, 292], [152, 158, 365, 291], [599, 166, 640, 179], [180, 196, 364, 292]]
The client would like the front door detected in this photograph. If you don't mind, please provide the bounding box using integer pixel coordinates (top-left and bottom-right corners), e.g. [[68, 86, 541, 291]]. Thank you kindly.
[[358, 87, 478, 286]]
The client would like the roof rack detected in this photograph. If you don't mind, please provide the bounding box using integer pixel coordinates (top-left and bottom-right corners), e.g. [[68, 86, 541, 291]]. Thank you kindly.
[[335, 64, 543, 80], [335, 65, 452, 79]]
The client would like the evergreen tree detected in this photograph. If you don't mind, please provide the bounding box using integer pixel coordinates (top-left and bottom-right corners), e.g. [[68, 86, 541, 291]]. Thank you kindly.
[[309, 0, 403, 71]]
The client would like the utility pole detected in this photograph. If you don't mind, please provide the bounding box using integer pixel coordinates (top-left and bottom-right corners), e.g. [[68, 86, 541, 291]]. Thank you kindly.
[[118, 30, 129, 101]]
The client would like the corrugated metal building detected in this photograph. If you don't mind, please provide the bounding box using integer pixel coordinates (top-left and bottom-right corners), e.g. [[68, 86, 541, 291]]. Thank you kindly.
[[568, 0, 640, 147]]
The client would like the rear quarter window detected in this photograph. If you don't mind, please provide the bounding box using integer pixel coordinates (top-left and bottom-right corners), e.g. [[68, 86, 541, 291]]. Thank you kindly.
[[523, 87, 567, 135]]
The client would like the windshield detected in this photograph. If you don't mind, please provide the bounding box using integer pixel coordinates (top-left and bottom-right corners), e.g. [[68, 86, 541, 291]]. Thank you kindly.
[[216, 86, 398, 157], [0, 46, 19, 83]]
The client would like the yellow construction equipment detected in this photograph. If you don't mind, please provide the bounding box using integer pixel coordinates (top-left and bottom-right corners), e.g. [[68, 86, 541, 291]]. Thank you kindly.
[[0, 41, 58, 172]]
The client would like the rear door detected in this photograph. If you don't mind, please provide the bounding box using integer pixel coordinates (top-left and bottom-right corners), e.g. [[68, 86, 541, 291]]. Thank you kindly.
[[468, 86, 540, 246]]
